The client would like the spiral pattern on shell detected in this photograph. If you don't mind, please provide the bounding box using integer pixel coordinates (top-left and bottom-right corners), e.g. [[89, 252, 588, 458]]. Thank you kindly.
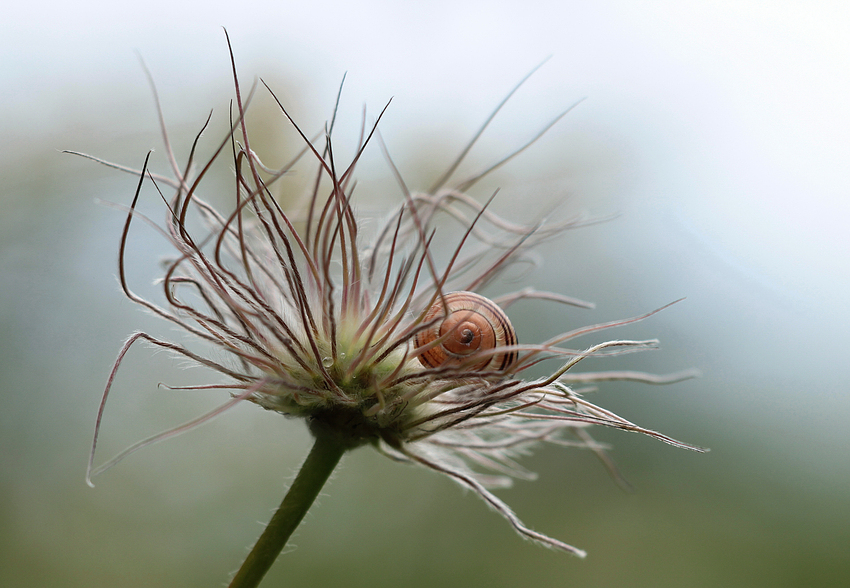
[[414, 291, 518, 372]]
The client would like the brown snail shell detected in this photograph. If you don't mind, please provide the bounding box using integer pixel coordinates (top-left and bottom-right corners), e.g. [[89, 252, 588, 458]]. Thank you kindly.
[[414, 291, 518, 371]]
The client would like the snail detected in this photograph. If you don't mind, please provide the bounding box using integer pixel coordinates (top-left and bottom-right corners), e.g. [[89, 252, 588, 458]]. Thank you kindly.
[[414, 291, 518, 372]]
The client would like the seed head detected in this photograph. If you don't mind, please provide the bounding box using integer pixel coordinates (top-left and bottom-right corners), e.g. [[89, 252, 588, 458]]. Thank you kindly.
[[78, 36, 704, 558]]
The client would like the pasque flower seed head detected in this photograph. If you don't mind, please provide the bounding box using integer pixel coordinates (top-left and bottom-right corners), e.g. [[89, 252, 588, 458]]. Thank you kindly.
[[77, 35, 705, 562]]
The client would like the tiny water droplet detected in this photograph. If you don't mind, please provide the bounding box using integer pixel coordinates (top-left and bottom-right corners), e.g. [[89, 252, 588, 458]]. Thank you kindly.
[[322, 356, 333, 367]]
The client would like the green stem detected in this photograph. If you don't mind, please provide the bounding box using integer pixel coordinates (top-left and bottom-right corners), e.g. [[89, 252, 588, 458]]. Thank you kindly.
[[228, 427, 346, 588]]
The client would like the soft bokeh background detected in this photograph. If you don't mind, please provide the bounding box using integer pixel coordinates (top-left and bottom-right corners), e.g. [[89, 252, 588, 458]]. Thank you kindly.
[[3, 1, 848, 586]]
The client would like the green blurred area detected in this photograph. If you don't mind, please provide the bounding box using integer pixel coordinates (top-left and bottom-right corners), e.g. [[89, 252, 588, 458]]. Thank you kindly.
[[3, 55, 849, 588]]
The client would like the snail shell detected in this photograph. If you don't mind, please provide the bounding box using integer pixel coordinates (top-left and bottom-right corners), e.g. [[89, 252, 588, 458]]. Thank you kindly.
[[414, 291, 517, 371]]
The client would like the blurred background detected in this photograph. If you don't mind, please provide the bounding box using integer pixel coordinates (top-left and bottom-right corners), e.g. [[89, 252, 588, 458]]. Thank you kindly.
[[2, 1, 848, 586]]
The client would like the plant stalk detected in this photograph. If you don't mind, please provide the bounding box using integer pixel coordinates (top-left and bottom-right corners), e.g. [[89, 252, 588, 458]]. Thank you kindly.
[[228, 427, 346, 588]]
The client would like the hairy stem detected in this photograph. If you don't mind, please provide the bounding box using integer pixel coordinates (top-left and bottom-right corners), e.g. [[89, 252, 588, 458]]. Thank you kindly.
[[228, 427, 346, 588]]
